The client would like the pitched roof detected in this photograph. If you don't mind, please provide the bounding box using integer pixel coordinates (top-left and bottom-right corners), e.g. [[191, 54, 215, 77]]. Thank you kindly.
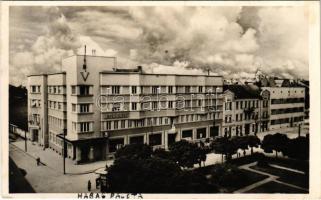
[[223, 84, 262, 99]]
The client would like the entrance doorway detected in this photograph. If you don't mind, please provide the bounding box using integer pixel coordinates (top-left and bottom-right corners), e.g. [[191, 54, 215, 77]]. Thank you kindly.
[[33, 129, 39, 142]]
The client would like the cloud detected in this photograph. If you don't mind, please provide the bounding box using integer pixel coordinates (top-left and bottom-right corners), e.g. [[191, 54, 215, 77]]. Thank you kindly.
[[9, 6, 309, 86]]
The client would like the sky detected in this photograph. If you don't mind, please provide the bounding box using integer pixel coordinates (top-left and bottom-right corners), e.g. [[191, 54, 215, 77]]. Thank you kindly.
[[9, 6, 309, 86]]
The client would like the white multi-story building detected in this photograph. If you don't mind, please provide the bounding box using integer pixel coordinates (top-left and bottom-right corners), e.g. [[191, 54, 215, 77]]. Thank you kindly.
[[263, 87, 305, 133], [28, 54, 224, 164]]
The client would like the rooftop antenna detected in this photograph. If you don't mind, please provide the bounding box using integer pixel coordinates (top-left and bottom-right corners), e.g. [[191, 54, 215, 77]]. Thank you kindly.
[[83, 45, 87, 71]]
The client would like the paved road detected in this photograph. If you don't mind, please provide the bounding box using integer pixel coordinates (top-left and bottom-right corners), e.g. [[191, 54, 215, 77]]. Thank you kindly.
[[9, 157, 35, 193]]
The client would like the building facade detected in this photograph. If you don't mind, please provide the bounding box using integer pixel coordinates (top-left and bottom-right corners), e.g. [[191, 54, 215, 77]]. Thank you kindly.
[[262, 87, 305, 133], [28, 55, 224, 164], [221, 85, 270, 137], [28, 55, 307, 164]]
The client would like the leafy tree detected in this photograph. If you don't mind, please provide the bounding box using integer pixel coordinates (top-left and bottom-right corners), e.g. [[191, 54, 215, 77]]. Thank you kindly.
[[211, 137, 228, 163], [169, 140, 206, 168], [246, 135, 261, 155], [231, 136, 248, 157], [261, 133, 289, 158], [107, 157, 216, 193], [152, 148, 172, 160], [211, 137, 238, 162], [115, 143, 152, 160], [107, 157, 181, 193], [283, 136, 309, 160]]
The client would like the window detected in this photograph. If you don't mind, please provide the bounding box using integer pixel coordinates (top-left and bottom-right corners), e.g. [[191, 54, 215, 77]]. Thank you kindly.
[[121, 120, 126, 129], [79, 85, 90, 96], [149, 134, 162, 146], [31, 85, 40, 93], [152, 86, 159, 94], [131, 86, 137, 94], [168, 101, 173, 108], [114, 121, 118, 130], [79, 122, 92, 132], [72, 86, 76, 94], [197, 128, 206, 139], [112, 86, 120, 94], [106, 121, 112, 130], [199, 86, 203, 93], [236, 102, 239, 110], [152, 102, 158, 110], [72, 104, 77, 112], [236, 114, 239, 121], [198, 100, 202, 107], [131, 102, 137, 111], [168, 86, 173, 94], [80, 104, 90, 113], [225, 102, 232, 110], [185, 86, 191, 93], [182, 130, 193, 139]]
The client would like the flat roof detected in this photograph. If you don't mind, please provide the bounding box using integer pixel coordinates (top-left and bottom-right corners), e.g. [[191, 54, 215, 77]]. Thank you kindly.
[[27, 72, 66, 77], [100, 71, 222, 77]]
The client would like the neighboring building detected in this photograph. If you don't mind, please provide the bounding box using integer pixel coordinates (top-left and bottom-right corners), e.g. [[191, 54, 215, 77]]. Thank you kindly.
[[222, 85, 270, 137], [28, 54, 224, 164], [263, 87, 305, 134], [27, 75, 48, 146]]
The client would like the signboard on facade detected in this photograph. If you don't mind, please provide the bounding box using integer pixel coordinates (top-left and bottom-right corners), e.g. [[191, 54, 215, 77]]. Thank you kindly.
[[103, 112, 129, 119]]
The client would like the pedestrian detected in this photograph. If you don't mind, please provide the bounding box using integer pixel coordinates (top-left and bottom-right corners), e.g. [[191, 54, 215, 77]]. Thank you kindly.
[[88, 180, 91, 191], [36, 157, 40, 166]]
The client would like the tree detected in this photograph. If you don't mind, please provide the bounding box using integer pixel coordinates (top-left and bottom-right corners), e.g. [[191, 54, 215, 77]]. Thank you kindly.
[[115, 143, 152, 160], [231, 136, 248, 157], [246, 135, 261, 155], [211, 137, 238, 162], [169, 140, 206, 168], [283, 136, 309, 160], [211, 137, 228, 163], [261, 133, 289, 158], [107, 157, 216, 193], [152, 148, 172, 160], [107, 157, 182, 193]]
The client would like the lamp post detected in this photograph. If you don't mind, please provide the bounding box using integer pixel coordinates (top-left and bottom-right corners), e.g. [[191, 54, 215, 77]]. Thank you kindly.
[[58, 129, 67, 174]]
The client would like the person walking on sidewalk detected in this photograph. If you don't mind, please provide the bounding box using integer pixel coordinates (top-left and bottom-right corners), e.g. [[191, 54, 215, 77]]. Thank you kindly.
[[87, 180, 91, 191], [36, 157, 40, 166]]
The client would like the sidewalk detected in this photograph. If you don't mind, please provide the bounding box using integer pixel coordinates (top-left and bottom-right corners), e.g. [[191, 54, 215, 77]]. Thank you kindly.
[[12, 140, 113, 174], [10, 144, 101, 193]]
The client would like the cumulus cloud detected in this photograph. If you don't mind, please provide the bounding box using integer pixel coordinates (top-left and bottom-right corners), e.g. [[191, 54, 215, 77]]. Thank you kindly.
[[9, 6, 309, 86]]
